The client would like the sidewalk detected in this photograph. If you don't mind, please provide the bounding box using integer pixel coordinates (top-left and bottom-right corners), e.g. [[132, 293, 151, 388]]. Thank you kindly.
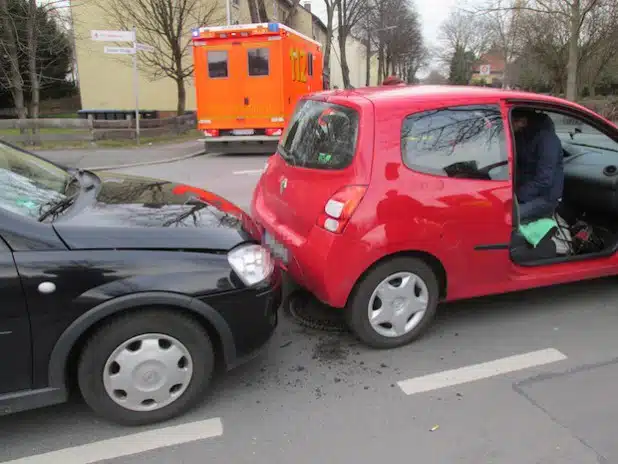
[[34, 139, 207, 170]]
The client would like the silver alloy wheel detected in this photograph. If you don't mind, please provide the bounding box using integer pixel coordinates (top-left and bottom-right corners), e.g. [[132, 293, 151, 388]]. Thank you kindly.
[[367, 271, 429, 338], [102, 333, 194, 412]]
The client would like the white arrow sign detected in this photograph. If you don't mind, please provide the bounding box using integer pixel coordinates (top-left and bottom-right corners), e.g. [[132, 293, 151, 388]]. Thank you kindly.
[[91, 29, 135, 42], [104, 46, 136, 55], [136, 43, 155, 53]]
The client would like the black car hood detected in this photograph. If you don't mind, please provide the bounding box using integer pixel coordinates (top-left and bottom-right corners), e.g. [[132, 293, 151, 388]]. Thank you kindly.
[[52, 171, 259, 251]]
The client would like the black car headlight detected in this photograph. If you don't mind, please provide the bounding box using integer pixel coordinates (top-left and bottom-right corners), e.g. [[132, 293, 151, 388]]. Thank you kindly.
[[227, 244, 275, 287]]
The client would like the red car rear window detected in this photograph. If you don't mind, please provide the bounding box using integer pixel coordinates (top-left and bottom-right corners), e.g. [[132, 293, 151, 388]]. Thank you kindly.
[[278, 99, 359, 170]]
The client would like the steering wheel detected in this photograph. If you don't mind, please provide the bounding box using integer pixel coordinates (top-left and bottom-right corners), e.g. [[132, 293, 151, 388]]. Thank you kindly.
[[479, 160, 508, 175]]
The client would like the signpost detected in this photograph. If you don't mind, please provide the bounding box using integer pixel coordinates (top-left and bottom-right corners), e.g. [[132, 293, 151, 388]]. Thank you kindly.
[[92, 28, 153, 145], [480, 64, 491, 76], [104, 46, 135, 55], [136, 43, 155, 53], [91, 29, 135, 42]]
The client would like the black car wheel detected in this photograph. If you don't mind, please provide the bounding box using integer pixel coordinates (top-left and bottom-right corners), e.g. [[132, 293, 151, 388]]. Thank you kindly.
[[346, 257, 439, 349], [77, 309, 215, 426]]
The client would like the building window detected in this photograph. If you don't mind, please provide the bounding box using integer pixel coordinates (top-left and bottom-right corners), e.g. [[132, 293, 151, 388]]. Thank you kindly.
[[207, 51, 228, 78], [247, 48, 269, 76], [401, 105, 508, 181], [232, 0, 239, 6]]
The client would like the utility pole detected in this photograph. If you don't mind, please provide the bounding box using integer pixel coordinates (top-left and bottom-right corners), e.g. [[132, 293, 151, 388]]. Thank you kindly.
[[132, 26, 140, 145]]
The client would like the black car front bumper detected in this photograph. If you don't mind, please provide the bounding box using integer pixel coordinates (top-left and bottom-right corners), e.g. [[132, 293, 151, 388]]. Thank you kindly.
[[200, 270, 282, 370]]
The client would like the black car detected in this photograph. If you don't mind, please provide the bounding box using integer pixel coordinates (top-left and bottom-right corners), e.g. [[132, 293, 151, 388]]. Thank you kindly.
[[0, 140, 280, 426]]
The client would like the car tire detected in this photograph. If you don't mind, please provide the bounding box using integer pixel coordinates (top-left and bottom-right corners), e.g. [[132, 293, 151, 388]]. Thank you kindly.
[[346, 257, 439, 349], [77, 309, 215, 426]]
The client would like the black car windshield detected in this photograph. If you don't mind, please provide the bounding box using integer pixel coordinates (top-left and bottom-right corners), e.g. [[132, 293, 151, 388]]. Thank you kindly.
[[0, 141, 72, 219]]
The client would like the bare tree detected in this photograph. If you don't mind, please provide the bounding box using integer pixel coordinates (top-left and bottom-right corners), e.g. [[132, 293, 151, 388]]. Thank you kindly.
[[248, 0, 260, 22], [387, 1, 426, 81], [364, 0, 425, 83], [0, 0, 26, 119], [577, 0, 618, 96], [478, 0, 525, 88], [335, 0, 367, 88], [438, 9, 492, 66], [106, 0, 222, 115], [26, 0, 39, 125], [322, 0, 337, 81], [438, 9, 492, 84], [471, 0, 603, 101], [500, 0, 617, 96]]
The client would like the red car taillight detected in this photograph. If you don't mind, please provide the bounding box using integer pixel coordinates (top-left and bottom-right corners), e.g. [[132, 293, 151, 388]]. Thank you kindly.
[[317, 185, 367, 234]]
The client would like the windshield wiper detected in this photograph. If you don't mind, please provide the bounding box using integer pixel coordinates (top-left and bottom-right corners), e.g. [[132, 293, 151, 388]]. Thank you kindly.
[[38, 192, 80, 222], [38, 169, 94, 222]]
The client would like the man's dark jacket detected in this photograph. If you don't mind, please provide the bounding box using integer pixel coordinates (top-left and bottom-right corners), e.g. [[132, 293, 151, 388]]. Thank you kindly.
[[515, 113, 564, 206]]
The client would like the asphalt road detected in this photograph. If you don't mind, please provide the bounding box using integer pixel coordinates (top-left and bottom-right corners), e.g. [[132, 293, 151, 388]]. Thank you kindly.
[[3, 153, 618, 464]]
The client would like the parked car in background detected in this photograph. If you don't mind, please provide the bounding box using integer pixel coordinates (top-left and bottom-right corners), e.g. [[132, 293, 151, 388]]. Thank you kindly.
[[0, 141, 280, 425], [252, 85, 618, 349]]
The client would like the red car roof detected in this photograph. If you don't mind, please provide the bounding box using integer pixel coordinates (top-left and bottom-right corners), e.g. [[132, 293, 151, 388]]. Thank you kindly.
[[313, 85, 613, 126]]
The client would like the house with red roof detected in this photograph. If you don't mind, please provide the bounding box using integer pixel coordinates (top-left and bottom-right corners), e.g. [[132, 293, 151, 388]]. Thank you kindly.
[[470, 51, 506, 88]]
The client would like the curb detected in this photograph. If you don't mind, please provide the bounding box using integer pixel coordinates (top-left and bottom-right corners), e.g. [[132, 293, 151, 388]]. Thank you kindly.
[[85, 149, 214, 171]]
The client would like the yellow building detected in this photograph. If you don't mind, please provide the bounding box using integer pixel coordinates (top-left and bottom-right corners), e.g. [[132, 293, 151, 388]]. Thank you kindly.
[[71, 0, 327, 115]]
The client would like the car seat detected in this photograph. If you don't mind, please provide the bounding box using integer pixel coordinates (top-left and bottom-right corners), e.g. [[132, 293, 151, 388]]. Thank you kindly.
[[510, 195, 558, 263]]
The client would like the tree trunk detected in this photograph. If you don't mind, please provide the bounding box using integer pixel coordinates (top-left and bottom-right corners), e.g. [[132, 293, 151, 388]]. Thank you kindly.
[[256, 0, 269, 22], [323, 2, 335, 82], [176, 78, 186, 116], [566, 0, 581, 101], [27, 0, 40, 141], [365, 31, 371, 86], [338, 28, 351, 88], [248, 0, 259, 23], [0, 0, 27, 120], [377, 44, 384, 82]]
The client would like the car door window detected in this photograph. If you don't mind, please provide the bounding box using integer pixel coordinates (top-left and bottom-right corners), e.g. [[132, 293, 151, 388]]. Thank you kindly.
[[401, 104, 508, 181]]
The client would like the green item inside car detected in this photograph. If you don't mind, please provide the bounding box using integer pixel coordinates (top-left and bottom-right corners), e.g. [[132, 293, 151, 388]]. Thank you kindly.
[[317, 152, 332, 164], [518, 218, 558, 247]]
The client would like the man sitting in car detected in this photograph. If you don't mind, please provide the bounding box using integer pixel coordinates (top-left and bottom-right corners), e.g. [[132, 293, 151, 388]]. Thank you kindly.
[[512, 108, 564, 223]]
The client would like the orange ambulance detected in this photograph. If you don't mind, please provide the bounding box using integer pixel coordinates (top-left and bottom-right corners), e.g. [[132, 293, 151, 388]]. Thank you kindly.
[[191, 22, 324, 154]]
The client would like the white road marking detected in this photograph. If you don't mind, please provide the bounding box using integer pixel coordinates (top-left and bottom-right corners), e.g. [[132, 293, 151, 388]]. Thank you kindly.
[[233, 169, 263, 175], [397, 348, 567, 395], [4, 417, 223, 464]]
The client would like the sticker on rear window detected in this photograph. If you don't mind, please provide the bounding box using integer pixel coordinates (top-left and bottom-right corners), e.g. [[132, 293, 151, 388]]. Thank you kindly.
[[317, 152, 332, 164]]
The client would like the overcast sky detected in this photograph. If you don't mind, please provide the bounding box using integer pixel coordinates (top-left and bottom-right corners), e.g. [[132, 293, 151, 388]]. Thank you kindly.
[[309, 0, 467, 76]]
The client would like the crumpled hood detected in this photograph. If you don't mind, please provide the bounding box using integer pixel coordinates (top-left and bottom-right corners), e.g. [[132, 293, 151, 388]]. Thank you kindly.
[[52, 171, 260, 251]]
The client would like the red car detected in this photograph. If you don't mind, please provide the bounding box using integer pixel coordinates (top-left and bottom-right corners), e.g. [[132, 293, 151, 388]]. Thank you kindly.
[[251, 85, 618, 349]]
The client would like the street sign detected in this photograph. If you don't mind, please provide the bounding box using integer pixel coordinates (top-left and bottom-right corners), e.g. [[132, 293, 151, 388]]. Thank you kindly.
[[96, 26, 141, 145], [91, 29, 135, 42], [104, 46, 136, 55], [136, 43, 155, 53], [480, 64, 491, 76]]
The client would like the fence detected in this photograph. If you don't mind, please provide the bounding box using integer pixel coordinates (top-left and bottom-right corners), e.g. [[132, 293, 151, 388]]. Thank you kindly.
[[0, 113, 197, 145]]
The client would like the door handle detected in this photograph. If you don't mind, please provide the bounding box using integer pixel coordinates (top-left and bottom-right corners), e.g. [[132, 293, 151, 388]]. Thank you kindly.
[[244, 97, 249, 105]]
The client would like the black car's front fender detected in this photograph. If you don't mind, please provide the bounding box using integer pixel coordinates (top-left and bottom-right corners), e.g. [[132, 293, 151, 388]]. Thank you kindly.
[[47, 291, 238, 391]]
